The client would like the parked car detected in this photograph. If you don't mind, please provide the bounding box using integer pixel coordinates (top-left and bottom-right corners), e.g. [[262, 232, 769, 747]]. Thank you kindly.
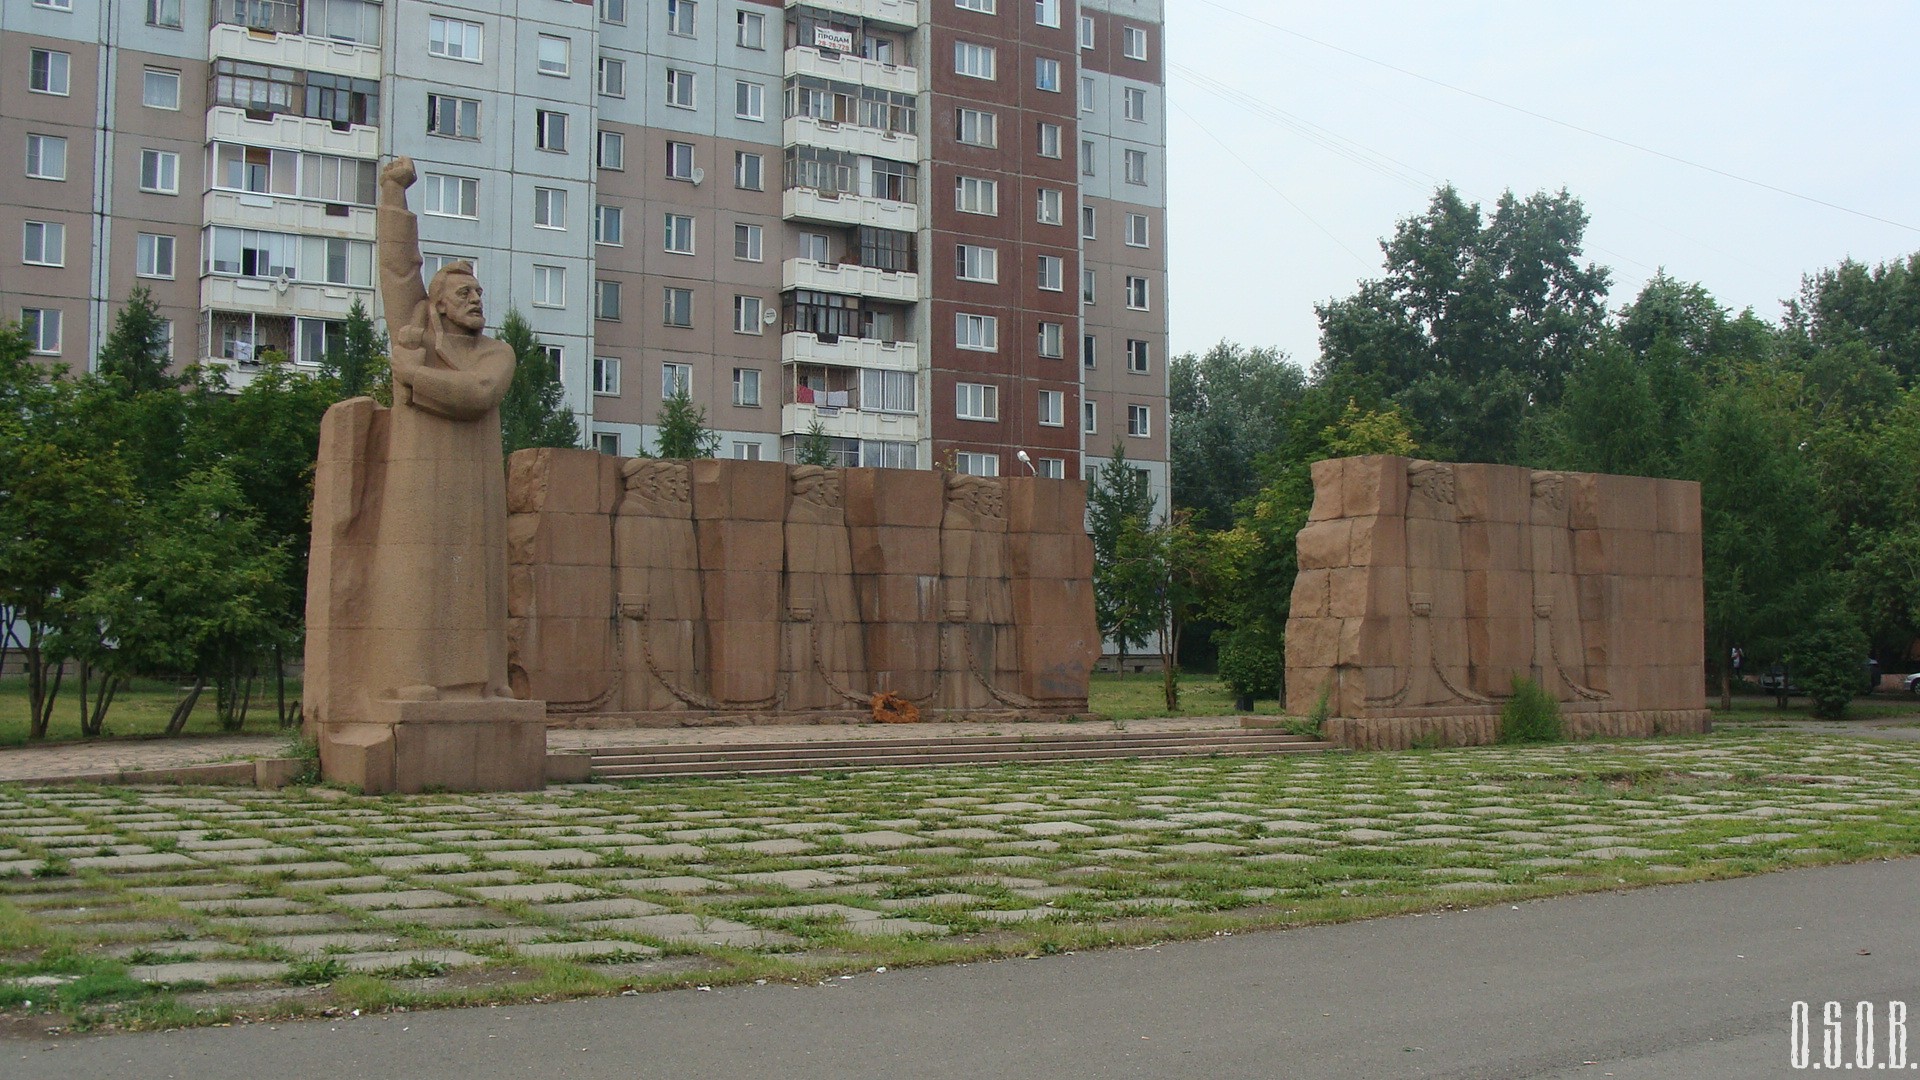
[[1906, 672, 1920, 696]]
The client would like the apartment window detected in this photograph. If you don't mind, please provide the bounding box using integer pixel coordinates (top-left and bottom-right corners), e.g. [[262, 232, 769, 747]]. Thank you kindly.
[[533, 265, 567, 307], [423, 252, 479, 278], [427, 94, 480, 138], [1038, 321, 1064, 358], [1128, 404, 1151, 437], [734, 222, 763, 261], [598, 130, 625, 170], [1083, 400, 1097, 433], [1126, 275, 1151, 310], [1082, 268, 1096, 303], [736, 9, 765, 48], [955, 244, 998, 283], [663, 287, 693, 327], [667, 0, 696, 37], [862, 369, 915, 413], [1037, 122, 1062, 158], [733, 296, 765, 336], [1080, 76, 1095, 113], [1124, 86, 1148, 122], [428, 17, 482, 62], [158, 319, 175, 361], [1037, 255, 1063, 292], [1123, 25, 1148, 60], [1081, 138, 1096, 175], [955, 381, 999, 420], [731, 151, 764, 191], [735, 80, 764, 120], [1036, 457, 1065, 479], [148, 0, 183, 28], [664, 214, 695, 254], [1114, 342, 1150, 382], [143, 69, 181, 110], [955, 108, 997, 147], [596, 432, 622, 455], [734, 441, 763, 461], [1081, 204, 1096, 239], [1083, 334, 1097, 368], [1125, 148, 1149, 184], [540, 345, 565, 376], [22, 222, 64, 267], [1036, 187, 1063, 224], [666, 69, 696, 109], [798, 233, 829, 263], [954, 452, 998, 477], [599, 57, 626, 97], [666, 142, 695, 179], [594, 204, 622, 245], [1035, 57, 1061, 92], [1035, 0, 1060, 27], [423, 173, 478, 217], [593, 356, 620, 395], [954, 42, 996, 80], [732, 366, 761, 405], [1078, 14, 1094, 48], [538, 35, 572, 76], [533, 187, 568, 229], [595, 279, 622, 320], [25, 135, 67, 181], [662, 361, 692, 396], [29, 50, 71, 96], [22, 308, 61, 354], [955, 314, 999, 352], [537, 110, 570, 152], [136, 233, 175, 279], [1038, 389, 1064, 426], [1124, 213, 1151, 248], [955, 176, 999, 216], [601, 0, 627, 24], [955, 0, 995, 11]]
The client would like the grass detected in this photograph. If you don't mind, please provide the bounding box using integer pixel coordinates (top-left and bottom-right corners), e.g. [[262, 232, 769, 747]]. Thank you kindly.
[[1087, 671, 1285, 721], [0, 677, 299, 746]]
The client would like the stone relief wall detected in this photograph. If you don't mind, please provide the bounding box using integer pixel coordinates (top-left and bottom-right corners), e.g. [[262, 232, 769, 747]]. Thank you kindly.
[[505, 450, 1100, 723], [1286, 455, 1710, 750]]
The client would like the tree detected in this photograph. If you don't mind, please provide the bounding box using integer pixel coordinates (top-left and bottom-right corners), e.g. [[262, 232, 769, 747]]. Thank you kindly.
[[796, 420, 835, 466], [1783, 252, 1920, 382], [496, 310, 581, 455], [95, 286, 176, 394], [1169, 342, 1306, 529], [1087, 441, 1158, 665], [655, 389, 721, 459], [1791, 605, 1868, 720], [320, 296, 388, 401]]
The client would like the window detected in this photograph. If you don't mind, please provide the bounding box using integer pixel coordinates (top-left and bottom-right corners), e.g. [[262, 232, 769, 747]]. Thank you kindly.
[[955, 381, 999, 420], [1080, 76, 1095, 113], [956, 314, 998, 352], [862, 369, 915, 413], [540, 344, 565, 376], [954, 42, 996, 80], [1123, 25, 1148, 60], [662, 362, 692, 397], [148, 0, 183, 28], [593, 355, 620, 395], [424, 252, 479, 278], [1038, 389, 1064, 426], [599, 57, 626, 97], [732, 367, 761, 405], [666, 142, 695, 179], [537, 110, 569, 152], [733, 296, 765, 335], [534, 187, 568, 229], [1128, 404, 1151, 437], [597, 432, 622, 455], [955, 244, 998, 282], [1124, 338, 1154, 375], [734, 222, 763, 261], [956, 0, 995, 11], [1036, 255, 1063, 291], [735, 80, 764, 120], [599, 130, 625, 170], [737, 9, 765, 48], [1078, 13, 1094, 48], [956, 108, 997, 147], [308, 0, 382, 44], [663, 287, 693, 327], [1081, 139, 1096, 175], [601, 0, 627, 24], [1126, 275, 1150, 310], [22, 308, 61, 354], [1126, 213, 1151, 247], [23, 222, 64, 267], [1038, 321, 1064, 358], [1035, 57, 1061, 92], [798, 232, 829, 263], [1036, 187, 1063, 224], [595, 205, 623, 245], [1125, 148, 1148, 184], [423, 173, 478, 217], [533, 265, 567, 307], [1124, 86, 1148, 122], [595, 279, 622, 320], [666, 69, 696, 109], [1035, 0, 1059, 27], [1081, 204, 1097, 239], [158, 319, 175, 361], [137, 233, 175, 278], [25, 135, 67, 181], [667, 0, 696, 37], [1037, 122, 1062, 158], [955, 176, 998, 216], [733, 441, 762, 461], [427, 94, 480, 138], [954, 452, 998, 476], [1083, 334, 1097, 368], [734, 151, 763, 190], [428, 16, 482, 62], [1036, 457, 1065, 479], [29, 49, 71, 96], [538, 35, 571, 76], [1082, 268, 1096, 303], [664, 213, 695, 254], [143, 69, 181, 110], [1083, 400, 1097, 433]]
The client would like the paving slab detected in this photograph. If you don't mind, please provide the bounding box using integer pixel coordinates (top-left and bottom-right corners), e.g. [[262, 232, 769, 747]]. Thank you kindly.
[[262, 932, 409, 954], [610, 876, 733, 896], [367, 853, 471, 872], [328, 949, 489, 973], [513, 940, 662, 960], [836, 831, 927, 850], [330, 889, 465, 910], [127, 960, 291, 985], [468, 882, 600, 904], [727, 869, 850, 890]]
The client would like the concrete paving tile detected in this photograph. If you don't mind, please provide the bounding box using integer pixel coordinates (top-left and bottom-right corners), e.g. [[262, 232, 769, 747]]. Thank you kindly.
[[329, 949, 488, 973], [368, 906, 510, 929], [331, 889, 465, 910], [234, 861, 359, 878], [836, 831, 927, 850], [727, 869, 850, 889], [368, 853, 471, 872], [67, 852, 200, 872], [1018, 821, 1098, 837], [99, 939, 246, 960], [1161, 841, 1246, 855], [468, 881, 600, 903], [874, 893, 982, 909], [662, 827, 756, 843], [209, 913, 357, 934], [130, 883, 249, 900], [966, 908, 1053, 923], [723, 838, 816, 856], [513, 940, 662, 960], [484, 848, 602, 868], [175, 897, 308, 915], [537, 898, 667, 920], [281, 875, 393, 893], [923, 828, 1010, 842], [615, 844, 708, 861], [261, 932, 408, 954], [841, 917, 950, 936], [610, 876, 734, 896], [752, 903, 883, 922], [416, 870, 524, 887], [128, 960, 291, 985]]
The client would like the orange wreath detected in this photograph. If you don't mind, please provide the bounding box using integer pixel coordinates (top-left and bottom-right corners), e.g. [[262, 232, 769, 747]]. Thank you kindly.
[[871, 691, 920, 724]]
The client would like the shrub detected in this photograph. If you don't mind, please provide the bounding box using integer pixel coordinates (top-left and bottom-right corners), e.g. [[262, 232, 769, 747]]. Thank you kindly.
[[1792, 606, 1868, 720], [1217, 629, 1280, 701], [1498, 674, 1563, 744]]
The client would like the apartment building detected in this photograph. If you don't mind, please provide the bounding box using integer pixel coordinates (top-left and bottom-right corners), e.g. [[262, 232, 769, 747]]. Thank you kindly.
[[1, 0, 1166, 498]]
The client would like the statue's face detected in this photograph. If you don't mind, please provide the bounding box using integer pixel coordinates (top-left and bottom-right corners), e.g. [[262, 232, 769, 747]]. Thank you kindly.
[[436, 277, 486, 333]]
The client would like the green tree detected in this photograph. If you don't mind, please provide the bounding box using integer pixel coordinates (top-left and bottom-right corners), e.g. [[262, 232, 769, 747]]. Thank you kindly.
[[1790, 605, 1869, 720], [796, 420, 835, 466], [1087, 441, 1159, 665], [320, 296, 388, 401], [1169, 341, 1307, 530], [95, 286, 176, 394], [655, 389, 721, 459], [1783, 252, 1920, 382], [496, 310, 581, 455]]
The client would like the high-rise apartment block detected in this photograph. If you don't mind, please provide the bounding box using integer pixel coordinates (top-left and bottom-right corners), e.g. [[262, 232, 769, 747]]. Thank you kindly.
[[2, 0, 1166, 496]]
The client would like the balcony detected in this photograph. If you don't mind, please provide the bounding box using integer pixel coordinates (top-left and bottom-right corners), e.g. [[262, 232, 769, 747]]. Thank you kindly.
[[782, 401, 923, 443], [785, 0, 920, 30], [203, 189, 376, 241], [784, 46, 918, 95], [783, 258, 918, 305], [783, 115, 919, 162], [783, 187, 918, 232], [200, 274, 369, 320], [209, 23, 382, 81], [208, 106, 378, 158], [781, 330, 917, 372]]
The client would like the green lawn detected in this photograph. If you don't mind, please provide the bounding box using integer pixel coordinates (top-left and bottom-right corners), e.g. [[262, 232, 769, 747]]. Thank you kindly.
[[1087, 671, 1286, 721], [0, 677, 297, 746]]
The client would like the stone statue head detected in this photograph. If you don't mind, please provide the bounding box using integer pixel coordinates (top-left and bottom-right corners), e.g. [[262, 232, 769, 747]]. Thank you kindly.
[[791, 465, 842, 508], [945, 472, 1005, 519], [621, 458, 691, 506], [428, 260, 485, 335]]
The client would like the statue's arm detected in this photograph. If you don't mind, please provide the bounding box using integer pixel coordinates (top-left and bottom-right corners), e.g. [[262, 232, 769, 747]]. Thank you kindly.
[[377, 157, 429, 336], [406, 340, 516, 421]]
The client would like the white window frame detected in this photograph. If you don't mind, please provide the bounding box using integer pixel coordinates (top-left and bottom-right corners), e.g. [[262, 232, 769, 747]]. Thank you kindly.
[[1124, 86, 1148, 122], [664, 213, 696, 254], [533, 186, 568, 230], [22, 308, 61, 354], [427, 16, 483, 63], [1128, 404, 1151, 437], [26, 134, 67, 181], [599, 56, 627, 97], [1037, 457, 1065, 479], [1125, 148, 1149, 185], [427, 93, 480, 139], [955, 0, 995, 12], [537, 34, 572, 77], [1035, 0, 1059, 27], [1083, 334, 1097, 368], [139, 149, 180, 194], [22, 221, 65, 267], [532, 264, 567, 308], [955, 175, 999, 216], [1082, 268, 1096, 304], [662, 361, 693, 397], [954, 451, 999, 477], [1127, 339, 1151, 374], [1082, 204, 1097, 239], [954, 42, 996, 80], [1126, 212, 1150, 247], [735, 80, 764, 121], [1035, 57, 1061, 92], [1123, 25, 1148, 60], [592, 355, 621, 395], [1037, 122, 1062, 158], [955, 381, 999, 421], [663, 286, 693, 327], [601, 0, 627, 25], [1126, 275, 1150, 310], [595, 278, 622, 320], [1084, 400, 1097, 433], [595, 204, 623, 245], [955, 314, 999, 353], [666, 0, 696, 37], [597, 432, 623, 455], [955, 243, 998, 283], [733, 296, 764, 335], [142, 68, 181, 110], [1036, 255, 1063, 292], [736, 9, 765, 49], [1038, 389, 1064, 427], [1038, 321, 1064, 358], [1080, 76, 1095, 114], [956, 108, 997, 148], [136, 232, 175, 279], [422, 173, 479, 218], [734, 222, 763, 262], [1078, 14, 1094, 49], [666, 68, 697, 109], [1036, 187, 1063, 225], [667, 141, 696, 180], [732, 366, 762, 405], [537, 109, 570, 152], [29, 49, 71, 96], [598, 130, 626, 170]]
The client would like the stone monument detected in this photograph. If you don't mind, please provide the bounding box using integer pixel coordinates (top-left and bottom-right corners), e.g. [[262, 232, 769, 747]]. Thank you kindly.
[[303, 156, 547, 793]]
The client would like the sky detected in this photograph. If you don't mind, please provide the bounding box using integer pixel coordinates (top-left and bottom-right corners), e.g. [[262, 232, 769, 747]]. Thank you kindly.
[[1163, 1, 1920, 365]]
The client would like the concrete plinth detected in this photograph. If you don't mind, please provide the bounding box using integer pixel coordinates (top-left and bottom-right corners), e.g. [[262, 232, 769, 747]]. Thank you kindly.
[[318, 698, 548, 794]]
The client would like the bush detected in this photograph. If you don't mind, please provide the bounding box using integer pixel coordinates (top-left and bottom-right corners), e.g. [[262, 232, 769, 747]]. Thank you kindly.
[[1498, 674, 1563, 744], [1216, 629, 1280, 701], [1792, 606, 1868, 720]]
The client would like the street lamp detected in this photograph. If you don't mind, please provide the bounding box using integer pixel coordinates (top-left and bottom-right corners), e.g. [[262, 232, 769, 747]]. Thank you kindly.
[[1016, 450, 1036, 475]]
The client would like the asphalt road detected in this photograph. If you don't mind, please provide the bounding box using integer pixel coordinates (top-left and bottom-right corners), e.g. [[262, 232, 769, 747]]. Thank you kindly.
[[13, 859, 1919, 1080]]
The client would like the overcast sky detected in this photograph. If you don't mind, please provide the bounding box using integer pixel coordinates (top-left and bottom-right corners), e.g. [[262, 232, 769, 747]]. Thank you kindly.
[[1163, 1, 1920, 365]]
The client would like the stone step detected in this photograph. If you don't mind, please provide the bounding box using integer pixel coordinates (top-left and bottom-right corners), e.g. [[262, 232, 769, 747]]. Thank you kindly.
[[585, 729, 1318, 762]]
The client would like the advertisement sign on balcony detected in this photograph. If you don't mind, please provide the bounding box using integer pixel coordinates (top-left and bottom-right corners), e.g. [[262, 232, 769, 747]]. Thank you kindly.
[[815, 28, 855, 53]]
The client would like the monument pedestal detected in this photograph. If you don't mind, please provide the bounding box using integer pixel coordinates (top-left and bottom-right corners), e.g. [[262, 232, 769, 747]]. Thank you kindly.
[[318, 698, 547, 794]]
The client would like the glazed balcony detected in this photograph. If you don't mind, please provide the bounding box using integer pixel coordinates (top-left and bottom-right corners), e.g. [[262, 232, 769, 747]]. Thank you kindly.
[[207, 106, 379, 158], [200, 274, 368, 320], [783, 45, 918, 95], [782, 257, 918, 305], [783, 115, 919, 162], [785, 0, 919, 31], [208, 23, 381, 81], [203, 189, 376, 241]]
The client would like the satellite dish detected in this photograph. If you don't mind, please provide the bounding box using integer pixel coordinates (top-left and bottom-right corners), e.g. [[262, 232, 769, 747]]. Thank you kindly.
[[273, 271, 293, 294], [690, 167, 706, 186]]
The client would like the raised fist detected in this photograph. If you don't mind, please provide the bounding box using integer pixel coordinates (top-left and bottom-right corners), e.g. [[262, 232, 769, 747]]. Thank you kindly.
[[381, 156, 417, 190]]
